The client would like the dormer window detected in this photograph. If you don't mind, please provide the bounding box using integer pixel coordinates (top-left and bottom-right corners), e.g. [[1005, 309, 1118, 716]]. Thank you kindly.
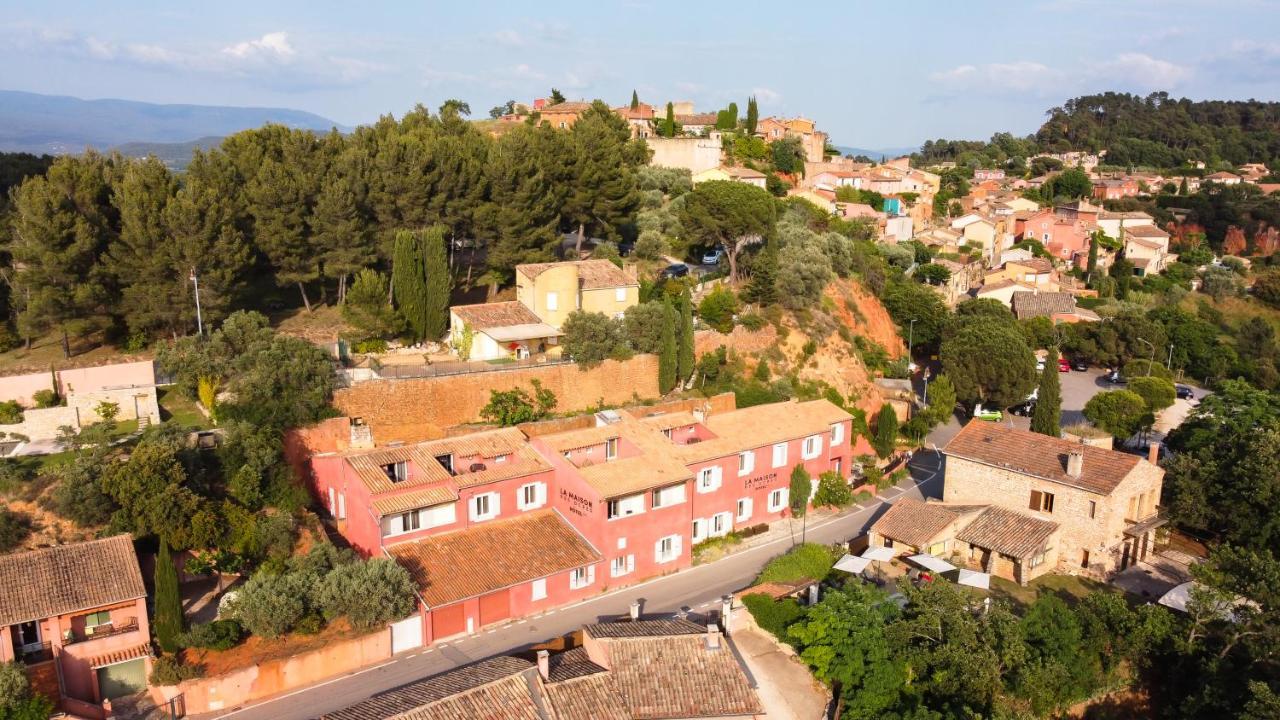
[[605, 437, 618, 460], [381, 462, 408, 483], [435, 454, 455, 475]]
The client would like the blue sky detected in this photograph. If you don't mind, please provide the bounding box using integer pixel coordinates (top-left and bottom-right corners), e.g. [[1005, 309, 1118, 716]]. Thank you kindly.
[[3, 0, 1279, 148]]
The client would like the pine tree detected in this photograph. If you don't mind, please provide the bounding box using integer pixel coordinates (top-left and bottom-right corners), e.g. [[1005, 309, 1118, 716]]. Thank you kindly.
[[677, 288, 694, 381], [154, 540, 183, 653], [249, 156, 320, 310], [659, 298, 677, 393], [746, 96, 759, 135], [313, 162, 373, 304], [564, 101, 642, 255], [743, 242, 779, 306], [630, 90, 639, 110], [550, 88, 566, 105], [423, 225, 451, 340], [392, 230, 429, 341], [1031, 347, 1063, 437], [1178, 177, 1188, 195], [108, 156, 180, 337], [486, 123, 569, 279], [872, 402, 898, 458]]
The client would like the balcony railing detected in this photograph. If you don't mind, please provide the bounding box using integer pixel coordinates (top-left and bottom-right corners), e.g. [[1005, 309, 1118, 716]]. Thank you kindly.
[[63, 618, 140, 646], [18, 642, 53, 664]]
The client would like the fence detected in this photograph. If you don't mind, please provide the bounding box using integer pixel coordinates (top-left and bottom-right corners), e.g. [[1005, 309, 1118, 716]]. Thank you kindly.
[[367, 356, 575, 380]]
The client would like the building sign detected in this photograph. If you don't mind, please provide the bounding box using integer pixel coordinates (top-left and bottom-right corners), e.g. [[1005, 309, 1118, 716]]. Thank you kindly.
[[743, 472, 779, 491], [559, 488, 594, 516]]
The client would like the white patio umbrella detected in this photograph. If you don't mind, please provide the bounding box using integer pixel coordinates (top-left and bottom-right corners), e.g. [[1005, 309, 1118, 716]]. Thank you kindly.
[[907, 553, 956, 574], [861, 546, 898, 562], [955, 569, 991, 590], [834, 554, 872, 574]]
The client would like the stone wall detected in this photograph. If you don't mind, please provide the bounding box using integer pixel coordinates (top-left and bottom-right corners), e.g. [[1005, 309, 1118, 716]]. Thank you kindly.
[[334, 355, 660, 439], [69, 386, 161, 424], [648, 135, 722, 174], [0, 406, 80, 441]]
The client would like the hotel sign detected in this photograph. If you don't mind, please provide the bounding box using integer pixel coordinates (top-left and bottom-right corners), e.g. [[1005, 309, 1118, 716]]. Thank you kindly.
[[743, 472, 780, 491], [559, 488, 595, 517]]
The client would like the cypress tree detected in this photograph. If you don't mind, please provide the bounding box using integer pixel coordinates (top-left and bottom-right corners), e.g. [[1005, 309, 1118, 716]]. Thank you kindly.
[[154, 540, 183, 653], [727, 102, 739, 127], [1087, 231, 1100, 280], [423, 225, 451, 340], [1031, 347, 1063, 437], [392, 229, 429, 341], [659, 298, 677, 393], [664, 102, 675, 138], [1178, 177, 1188, 195], [873, 402, 898, 458], [746, 96, 759, 135], [630, 90, 639, 110], [677, 288, 694, 382]]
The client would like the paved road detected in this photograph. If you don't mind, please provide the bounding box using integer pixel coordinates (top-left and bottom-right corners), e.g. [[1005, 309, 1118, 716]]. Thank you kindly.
[[212, 453, 946, 720]]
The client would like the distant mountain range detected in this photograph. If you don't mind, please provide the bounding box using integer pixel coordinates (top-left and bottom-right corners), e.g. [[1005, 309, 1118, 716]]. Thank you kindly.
[[0, 90, 347, 167], [834, 145, 919, 160]]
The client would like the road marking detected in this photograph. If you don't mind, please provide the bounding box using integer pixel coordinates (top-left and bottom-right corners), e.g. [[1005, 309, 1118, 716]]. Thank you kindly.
[[215, 660, 399, 718]]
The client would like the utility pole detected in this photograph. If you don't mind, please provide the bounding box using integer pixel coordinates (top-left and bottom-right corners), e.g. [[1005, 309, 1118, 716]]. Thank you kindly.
[[190, 270, 204, 337], [1137, 337, 1154, 376]]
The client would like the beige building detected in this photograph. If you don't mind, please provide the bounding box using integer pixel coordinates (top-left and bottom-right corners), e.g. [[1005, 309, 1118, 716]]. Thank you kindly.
[[942, 421, 1165, 578], [448, 302, 562, 361], [1122, 225, 1174, 276], [515, 259, 639, 329], [692, 165, 767, 188]]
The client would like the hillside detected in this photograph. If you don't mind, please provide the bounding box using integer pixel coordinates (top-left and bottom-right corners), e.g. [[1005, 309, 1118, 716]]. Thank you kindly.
[[113, 136, 225, 169], [0, 89, 347, 154]]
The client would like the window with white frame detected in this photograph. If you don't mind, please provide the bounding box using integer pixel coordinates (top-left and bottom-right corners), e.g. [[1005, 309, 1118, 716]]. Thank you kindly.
[[617, 537, 627, 550], [736, 497, 753, 522], [772, 443, 788, 468], [655, 534, 681, 563], [737, 450, 755, 476], [607, 493, 645, 519], [768, 487, 789, 512], [569, 565, 595, 590], [615, 287, 627, 302], [830, 423, 844, 446], [605, 437, 618, 460], [471, 492, 499, 521], [710, 512, 732, 537], [610, 555, 635, 578], [692, 518, 707, 543], [531, 578, 547, 601], [802, 434, 821, 459], [400, 511, 420, 533], [651, 483, 686, 509], [696, 466, 722, 493], [546, 292, 558, 311], [517, 482, 546, 511]]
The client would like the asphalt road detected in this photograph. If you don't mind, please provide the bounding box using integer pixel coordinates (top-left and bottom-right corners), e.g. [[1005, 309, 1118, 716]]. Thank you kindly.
[[210, 453, 946, 720]]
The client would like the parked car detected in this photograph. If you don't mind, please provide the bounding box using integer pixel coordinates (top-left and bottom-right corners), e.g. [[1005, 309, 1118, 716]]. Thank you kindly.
[[1104, 370, 1127, 385], [1071, 357, 1089, 371], [1058, 357, 1071, 373], [973, 404, 1003, 422], [1176, 384, 1195, 400], [1009, 400, 1036, 417], [1035, 357, 1046, 372], [660, 263, 690, 280], [700, 248, 724, 265]]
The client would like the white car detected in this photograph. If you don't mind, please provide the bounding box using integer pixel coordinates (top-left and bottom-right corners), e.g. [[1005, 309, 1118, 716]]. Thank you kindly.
[[700, 248, 724, 265]]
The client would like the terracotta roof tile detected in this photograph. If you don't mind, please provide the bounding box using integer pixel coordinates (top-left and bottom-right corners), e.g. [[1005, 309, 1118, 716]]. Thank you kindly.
[[371, 485, 459, 517], [943, 420, 1145, 495], [543, 102, 592, 113], [543, 672, 632, 720], [583, 618, 706, 638], [345, 428, 545, 495], [673, 400, 851, 464], [536, 420, 694, 498], [674, 113, 717, 125], [0, 535, 146, 627], [869, 497, 967, 548], [546, 646, 608, 682], [516, 260, 637, 290], [89, 642, 153, 669], [599, 633, 763, 719], [1011, 291, 1079, 320], [322, 656, 539, 720], [957, 506, 1059, 559], [450, 302, 544, 330], [388, 510, 601, 607]]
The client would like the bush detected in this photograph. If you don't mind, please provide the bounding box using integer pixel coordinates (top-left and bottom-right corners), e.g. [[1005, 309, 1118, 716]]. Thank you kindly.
[[0, 508, 33, 552], [1121, 359, 1173, 380], [352, 338, 388, 354], [180, 620, 243, 651], [756, 543, 838, 584], [480, 380, 557, 426], [738, 313, 766, 331], [149, 655, 203, 686], [316, 558, 417, 631], [0, 660, 54, 719], [743, 593, 808, 643], [561, 311, 631, 366], [31, 390, 58, 408], [812, 471, 854, 508], [0, 401, 22, 425], [698, 287, 738, 333], [229, 572, 310, 638]]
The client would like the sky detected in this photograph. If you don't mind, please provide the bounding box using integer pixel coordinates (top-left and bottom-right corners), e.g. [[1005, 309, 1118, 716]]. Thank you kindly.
[[3, 0, 1279, 149]]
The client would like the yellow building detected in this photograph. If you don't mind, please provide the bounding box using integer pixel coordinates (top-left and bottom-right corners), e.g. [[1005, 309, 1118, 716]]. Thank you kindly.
[[515, 259, 639, 329]]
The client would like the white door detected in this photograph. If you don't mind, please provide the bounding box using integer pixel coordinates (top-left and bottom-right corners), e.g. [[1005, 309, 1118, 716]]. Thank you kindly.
[[390, 615, 423, 654]]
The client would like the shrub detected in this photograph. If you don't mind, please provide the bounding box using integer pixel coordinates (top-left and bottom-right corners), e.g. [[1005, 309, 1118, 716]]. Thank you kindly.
[[756, 543, 838, 584], [0, 401, 22, 425], [743, 593, 807, 643], [148, 655, 203, 686], [480, 380, 557, 426], [561, 311, 631, 365], [352, 338, 389, 354], [31, 390, 58, 408], [180, 620, 243, 651], [0, 660, 54, 719], [229, 572, 309, 638], [698, 286, 738, 333], [738, 313, 766, 331], [0, 508, 33, 552], [812, 471, 854, 508], [316, 558, 417, 631], [1121, 359, 1173, 380]]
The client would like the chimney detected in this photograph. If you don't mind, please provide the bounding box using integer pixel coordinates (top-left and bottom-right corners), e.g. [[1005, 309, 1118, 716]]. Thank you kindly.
[[721, 595, 734, 634], [692, 406, 707, 425], [705, 624, 721, 650], [1148, 441, 1160, 464], [629, 599, 641, 621], [536, 650, 549, 681], [349, 417, 374, 450], [1066, 449, 1084, 478]]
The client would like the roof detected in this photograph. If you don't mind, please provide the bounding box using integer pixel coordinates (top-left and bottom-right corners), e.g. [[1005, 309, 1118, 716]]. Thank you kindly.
[[450, 301, 544, 330], [516, 259, 638, 290], [595, 632, 763, 719], [1011, 291, 1078, 320], [543, 671, 632, 720], [943, 420, 1145, 495], [722, 166, 766, 180], [89, 643, 153, 669], [543, 101, 592, 113], [1007, 257, 1055, 274], [1098, 210, 1153, 221], [537, 419, 694, 498], [584, 618, 707, 638], [957, 506, 1059, 559], [371, 485, 460, 516], [1125, 224, 1170, 238], [0, 535, 146, 626], [344, 427, 548, 495], [484, 323, 564, 343], [546, 646, 609, 682], [672, 400, 852, 464], [869, 498, 976, 548], [322, 656, 540, 720], [387, 510, 601, 607], [1206, 171, 1240, 180], [674, 112, 717, 125]]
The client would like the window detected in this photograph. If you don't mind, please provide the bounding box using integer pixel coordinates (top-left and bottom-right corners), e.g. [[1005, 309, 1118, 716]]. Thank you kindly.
[[651, 483, 686, 509], [830, 423, 844, 446], [518, 482, 546, 511], [737, 451, 755, 476], [736, 498, 753, 522], [435, 454, 455, 475], [768, 488, 789, 512], [569, 565, 595, 590], [401, 511, 420, 533], [615, 287, 627, 302], [337, 493, 346, 519], [772, 443, 788, 468], [471, 492, 499, 521], [83, 611, 112, 628], [662, 428, 673, 439], [611, 555, 635, 578], [607, 493, 645, 519], [655, 535, 681, 563], [546, 292, 558, 311], [692, 518, 707, 543], [697, 467, 722, 493], [802, 435, 822, 460], [1029, 490, 1055, 513], [617, 537, 627, 550], [382, 461, 408, 483], [710, 512, 732, 537], [605, 437, 618, 460], [531, 578, 547, 601], [494, 454, 508, 463], [1030, 549, 1049, 568], [1088, 500, 1097, 519]]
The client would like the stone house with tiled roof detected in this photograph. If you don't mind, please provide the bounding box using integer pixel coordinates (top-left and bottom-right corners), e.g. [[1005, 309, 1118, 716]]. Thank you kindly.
[[448, 301, 562, 361], [1010, 290, 1100, 323], [514, 259, 639, 330], [0, 535, 151, 716]]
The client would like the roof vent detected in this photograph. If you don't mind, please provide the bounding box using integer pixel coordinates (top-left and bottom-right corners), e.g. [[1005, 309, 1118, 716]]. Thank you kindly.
[[706, 624, 722, 650], [469, 462, 487, 473], [595, 409, 623, 427]]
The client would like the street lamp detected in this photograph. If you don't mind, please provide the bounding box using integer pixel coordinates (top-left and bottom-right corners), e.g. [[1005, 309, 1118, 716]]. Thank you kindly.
[[189, 269, 204, 337], [1136, 337, 1154, 377]]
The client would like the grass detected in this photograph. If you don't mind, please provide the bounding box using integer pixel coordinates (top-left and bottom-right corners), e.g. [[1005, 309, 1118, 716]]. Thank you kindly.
[[0, 328, 146, 376], [157, 387, 212, 429], [988, 573, 1117, 608], [755, 542, 839, 585]]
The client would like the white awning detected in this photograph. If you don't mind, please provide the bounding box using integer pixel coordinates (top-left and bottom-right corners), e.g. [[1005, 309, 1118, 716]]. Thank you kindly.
[[482, 323, 563, 343], [833, 554, 872, 574], [907, 553, 956, 574], [955, 569, 991, 590], [861, 546, 898, 562], [1157, 582, 1195, 613]]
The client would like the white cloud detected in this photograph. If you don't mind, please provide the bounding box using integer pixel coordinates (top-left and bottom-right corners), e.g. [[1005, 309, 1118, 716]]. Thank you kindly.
[[512, 63, 546, 81], [222, 31, 296, 60], [929, 61, 1059, 93], [1205, 39, 1280, 82], [492, 29, 525, 47], [752, 87, 780, 104], [1138, 26, 1186, 46], [1091, 53, 1190, 89], [928, 54, 1189, 97]]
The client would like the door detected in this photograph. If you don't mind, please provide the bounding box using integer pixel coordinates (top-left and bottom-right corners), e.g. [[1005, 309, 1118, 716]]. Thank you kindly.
[[97, 659, 146, 700], [17, 621, 40, 653], [390, 615, 423, 654], [479, 590, 511, 626], [431, 603, 466, 640], [1081, 550, 1091, 569]]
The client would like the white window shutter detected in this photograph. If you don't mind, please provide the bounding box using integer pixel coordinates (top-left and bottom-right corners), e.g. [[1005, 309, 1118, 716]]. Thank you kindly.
[[627, 555, 635, 572], [587, 565, 595, 584], [713, 466, 723, 487], [538, 483, 548, 507], [492, 493, 501, 517], [673, 535, 682, 557]]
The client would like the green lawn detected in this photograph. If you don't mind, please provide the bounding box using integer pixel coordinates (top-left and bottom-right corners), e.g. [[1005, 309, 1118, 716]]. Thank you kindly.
[[157, 387, 212, 429], [989, 573, 1117, 608]]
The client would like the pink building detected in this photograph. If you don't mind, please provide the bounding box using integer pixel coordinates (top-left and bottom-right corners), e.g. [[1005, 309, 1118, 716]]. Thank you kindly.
[[1019, 209, 1094, 267], [290, 397, 863, 648], [974, 169, 1006, 181], [1092, 178, 1139, 200], [0, 536, 151, 719]]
